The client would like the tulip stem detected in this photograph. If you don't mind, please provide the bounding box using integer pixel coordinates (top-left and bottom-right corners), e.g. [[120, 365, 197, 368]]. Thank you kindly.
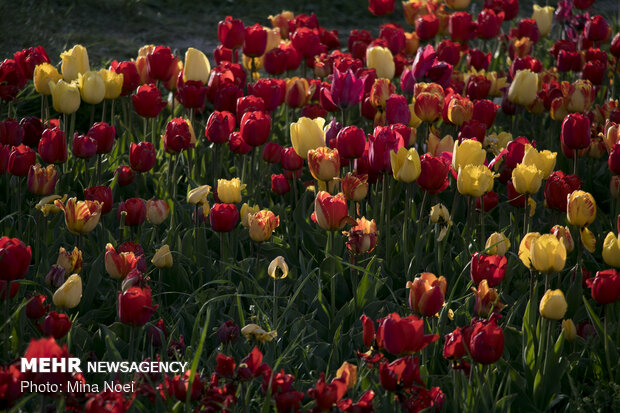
[[480, 196, 485, 249], [273, 275, 277, 330], [128, 326, 136, 361], [17, 177, 22, 235], [101, 100, 106, 123], [96, 154, 102, 185], [573, 151, 578, 175], [403, 184, 412, 271], [523, 195, 530, 235], [327, 230, 336, 314], [414, 191, 428, 273], [602, 304, 614, 380], [110, 99, 115, 127], [90, 104, 95, 127], [380, 174, 387, 256]]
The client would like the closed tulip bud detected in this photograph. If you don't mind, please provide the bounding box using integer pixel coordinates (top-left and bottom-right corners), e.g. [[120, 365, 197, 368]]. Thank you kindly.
[[0, 236, 32, 281], [152, 244, 173, 268], [118, 286, 156, 326], [390, 147, 421, 182], [550, 225, 575, 253], [413, 91, 443, 123], [271, 173, 291, 195], [567, 80, 595, 113], [427, 133, 454, 156], [561, 113, 591, 150], [132, 83, 166, 118], [561, 319, 577, 341], [146, 199, 170, 225], [52, 274, 82, 309], [183, 47, 211, 84], [415, 14, 440, 41], [77, 71, 105, 104], [34, 63, 61, 95], [60, 44, 90, 81], [129, 141, 156, 172], [105, 243, 139, 280], [262, 142, 283, 164], [567, 190, 596, 227], [430, 203, 450, 225], [366, 46, 395, 79], [248, 210, 280, 242], [285, 77, 310, 108], [508, 70, 539, 106], [243, 24, 268, 57], [485, 232, 510, 256], [27, 163, 57, 195], [218, 16, 245, 49], [240, 203, 260, 227], [268, 256, 289, 279], [308, 147, 340, 182], [210, 203, 239, 232], [57, 246, 82, 274], [86, 122, 115, 155], [49, 79, 81, 114], [342, 217, 378, 255], [118, 198, 146, 226], [586, 269, 620, 304], [539, 289, 567, 320], [240, 111, 271, 147], [602, 232, 620, 268], [313, 191, 351, 231], [54, 198, 102, 235], [217, 178, 246, 204], [163, 117, 193, 154], [342, 173, 369, 202], [580, 227, 596, 253], [452, 139, 485, 172], [205, 111, 235, 144], [447, 95, 473, 126], [457, 165, 495, 197], [290, 117, 325, 159], [530, 234, 567, 273], [511, 163, 543, 195], [26, 294, 49, 319], [472, 280, 506, 317], [72, 133, 97, 159], [532, 5, 554, 37], [407, 272, 447, 317], [98, 69, 123, 100]]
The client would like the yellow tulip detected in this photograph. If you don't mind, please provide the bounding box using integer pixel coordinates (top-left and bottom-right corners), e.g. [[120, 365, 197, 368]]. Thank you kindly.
[[580, 227, 596, 253], [530, 233, 566, 273], [430, 203, 450, 224], [183, 47, 211, 83], [567, 80, 594, 113], [54, 197, 102, 235], [567, 190, 596, 227], [152, 244, 173, 268], [390, 147, 421, 183], [308, 147, 340, 181], [240, 203, 260, 227], [241, 323, 277, 343], [366, 46, 395, 79], [53, 274, 83, 309], [562, 319, 577, 341], [57, 247, 82, 274], [264, 26, 282, 53], [539, 289, 567, 320], [532, 5, 554, 37], [99, 69, 123, 100], [508, 69, 539, 106], [36, 194, 66, 217], [49, 79, 81, 114], [187, 185, 211, 204], [217, 178, 246, 203], [60, 44, 90, 81], [248, 210, 280, 242], [602, 232, 620, 268], [485, 232, 511, 256], [336, 361, 358, 389], [445, 0, 471, 10], [290, 117, 325, 159], [33, 63, 62, 95], [408, 103, 422, 128], [511, 163, 543, 195], [519, 232, 541, 268], [78, 71, 105, 104], [268, 256, 289, 279], [452, 139, 486, 172], [457, 165, 495, 197], [521, 145, 557, 178]]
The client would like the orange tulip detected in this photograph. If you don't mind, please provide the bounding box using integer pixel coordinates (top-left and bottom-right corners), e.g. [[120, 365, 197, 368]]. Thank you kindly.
[[406, 272, 447, 317]]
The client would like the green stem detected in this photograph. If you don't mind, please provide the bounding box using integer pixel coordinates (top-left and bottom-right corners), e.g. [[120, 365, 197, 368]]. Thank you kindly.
[[403, 184, 411, 270], [603, 305, 613, 380], [128, 326, 136, 361]]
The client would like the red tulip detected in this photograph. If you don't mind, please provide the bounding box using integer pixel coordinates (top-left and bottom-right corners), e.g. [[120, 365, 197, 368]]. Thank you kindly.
[[512, 18, 539, 43], [262, 142, 283, 164], [218, 16, 245, 49], [407, 272, 447, 317], [38, 127, 67, 164], [436, 40, 461, 66], [368, 126, 404, 172], [586, 269, 620, 305], [611, 33, 620, 58], [129, 142, 156, 172], [213, 44, 236, 65], [379, 23, 405, 55], [243, 24, 267, 57], [115, 165, 136, 186], [118, 286, 156, 326], [217, 320, 239, 344], [467, 49, 491, 71], [561, 113, 591, 150], [477, 9, 504, 39], [574, 0, 594, 9], [0, 59, 26, 101], [584, 15, 610, 42], [240, 111, 271, 147], [0, 236, 32, 281], [556, 50, 581, 72], [163, 117, 192, 154], [308, 373, 347, 411], [21, 337, 80, 388], [84, 185, 113, 214], [417, 154, 450, 194], [87, 122, 115, 154], [543, 171, 581, 212], [176, 78, 207, 109], [313, 191, 351, 231], [386, 94, 411, 125], [41, 312, 72, 339], [14, 46, 49, 79], [131, 83, 166, 118], [110, 60, 140, 95], [26, 294, 48, 319], [379, 356, 423, 392], [470, 253, 507, 287], [449, 12, 475, 43], [476, 191, 499, 212], [443, 327, 467, 360], [118, 198, 146, 226], [0, 144, 8, 175], [146, 46, 177, 82], [415, 14, 439, 41], [27, 164, 57, 195], [465, 75, 491, 101], [0, 119, 24, 146], [360, 314, 376, 348], [170, 371, 203, 402], [20, 117, 44, 148], [291, 27, 325, 59], [248, 78, 286, 112], [263, 47, 288, 75], [335, 126, 366, 160], [8, 144, 36, 176], [582, 60, 605, 85], [469, 317, 504, 364], [228, 131, 252, 154], [210, 203, 239, 232], [472, 99, 498, 128], [205, 111, 235, 144], [368, 0, 394, 16], [72, 133, 97, 159], [376, 312, 439, 355], [281, 147, 304, 170]]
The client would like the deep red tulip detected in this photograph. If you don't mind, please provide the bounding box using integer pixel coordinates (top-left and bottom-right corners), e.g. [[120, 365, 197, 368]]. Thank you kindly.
[[169, 371, 203, 401], [262, 142, 283, 164], [176, 78, 207, 109], [21, 337, 81, 388], [467, 49, 491, 71], [263, 47, 288, 75], [213, 44, 237, 65], [470, 253, 507, 287], [376, 313, 439, 355], [0, 236, 32, 281], [291, 27, 325, 59], [0, 59, 26, 101], [609, 143, 620, 175], [506, 179, 526, 207], [379, 356, 423, 392], [368, 126, 404, 172], [584, 15, 610, 42], [469, 317, 504, 364], [418, 154, 450, 194], [336, 126, 366, 160], [476, 190, 499, 212], [228, 131, 252, 154], [0, 280, 20, 301], [72, 133, 97, 159], [348, 29, 373, 60], [205, 111, 235, 144], [271, 173, 291, 195], [131, 83, 166, 118], [26, 294, 48, 319], [556, 50, 581, 72], [210, 203, 239, 232], [379, 23, 405, 55], [87, 122, 115, 154], [163, 118, 192, 154], [611, 33, 620, 58], [243, 24, 267, 57], [386, 94, 411, 125], [129, 142, 156, 172], [110, 60, 140, 95], [0, 119, 24, 146], [436, 40, 461, 66], [586, 269, 620, 305], [84, 185, 113, 215], [118, 198, 146, 226], [13, 46, 49, 79], [218, 16, 245, 49], [115, 165, 136, 186], [20, 117, 44, 148], [42, 312, 72, 339], [118, 286, 156, 326], [38, 127, 67, 164], [472, 100, 498, 128], [450, 12, 475, 43], [574, 0, 594, 9], [443, 327, 467, 360], [368, 0, 394, 16], [582, 60, 605, 85], [240, 111, 271, 147], [248, 78, 286, 112], [236, 95, 265, 120], [8, 144, 36, 176], [212, 80, 244, 113], [477, 9, 504, 39], [0, 144, 8, 175], [281, 42, 302, 71], [458, 120, 487, 143], [308, 373, 347, 411], [217, 320, 239, 344], [561, 113, 591, 150], [415, 14, 439, 42], [281, 147, 304, 170], [360, 314, 376, 348], [146, 46, 176, 82]]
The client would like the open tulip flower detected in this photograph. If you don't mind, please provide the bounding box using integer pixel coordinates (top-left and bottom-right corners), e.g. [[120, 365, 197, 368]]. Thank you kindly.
[[407, 272, 447, 317], [54, 197, 102, 235]]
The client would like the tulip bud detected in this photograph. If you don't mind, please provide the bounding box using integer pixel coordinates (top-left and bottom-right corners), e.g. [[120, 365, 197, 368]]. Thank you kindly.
[[217, 178, 246, 204], [406, 272, 447, 317], [567, 190, 596, 227], [183, 47, 211, 84], [511, 163, 543, 195], [602, 232, 620, 268], [471, 280, 506, 317], [146, 199, 170, 225], [152, 244, 173, 268], [77, 71, 105, 105], [508, 70, 538, 106], [530, 234, 567, 273], [580, 227, 596, 253], [60, 44, 90, 81], [248, 210, 280, 242], [49, 79, 81, 114], [562, 319, 577, 341], [485, 232, 510, 256], [457, 165, 495, 197], [290, 117, 325, 159], [271, 173, 291, 195], [342, 173, 369, 202], [550, 225, 574, 253], [268, 256, 289, 279], [366, 46, 395, 79], [99, 69, 123, 100], [390, 147, 421, 183], [532, 5, 554, 37], [52, 274, 83, 309], [539, 289, 567, 320], [34, 63, 62, 95], [308, 147, 340, 182]]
